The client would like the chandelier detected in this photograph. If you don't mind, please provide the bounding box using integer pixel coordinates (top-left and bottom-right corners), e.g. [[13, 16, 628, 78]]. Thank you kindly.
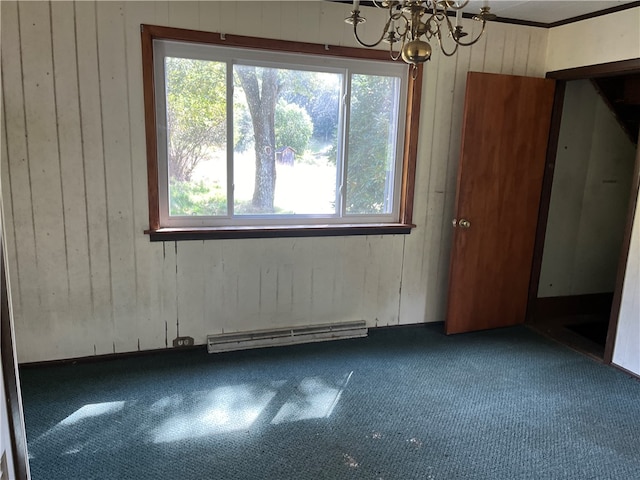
[[345, 1, 496, 66]]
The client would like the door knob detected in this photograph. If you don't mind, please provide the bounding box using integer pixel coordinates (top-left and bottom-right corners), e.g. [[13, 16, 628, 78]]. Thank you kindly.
[[458, 219, 471, 228]]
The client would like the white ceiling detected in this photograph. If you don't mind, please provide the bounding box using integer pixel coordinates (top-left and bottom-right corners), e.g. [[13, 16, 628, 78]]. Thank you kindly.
[[460, 0, 637, 25]]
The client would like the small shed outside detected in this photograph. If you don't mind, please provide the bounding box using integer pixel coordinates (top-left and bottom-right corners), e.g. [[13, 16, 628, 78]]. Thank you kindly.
[[276, 146, 296, 165]]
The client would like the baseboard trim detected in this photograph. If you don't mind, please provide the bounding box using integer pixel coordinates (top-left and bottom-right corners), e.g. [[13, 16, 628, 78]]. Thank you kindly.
[[18, 344, 206, 369], [611, 362, 640, 381]]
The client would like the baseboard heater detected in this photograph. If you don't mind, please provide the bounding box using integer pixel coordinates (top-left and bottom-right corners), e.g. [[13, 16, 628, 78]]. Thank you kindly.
[[207, 320, 368, 354]]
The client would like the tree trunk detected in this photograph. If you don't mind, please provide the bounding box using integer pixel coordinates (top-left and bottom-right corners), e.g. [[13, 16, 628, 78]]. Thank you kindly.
[[236, 66, 279, 212]]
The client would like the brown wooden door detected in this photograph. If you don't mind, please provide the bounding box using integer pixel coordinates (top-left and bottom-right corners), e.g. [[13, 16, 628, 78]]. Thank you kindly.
[[445, 72, 556, 335]]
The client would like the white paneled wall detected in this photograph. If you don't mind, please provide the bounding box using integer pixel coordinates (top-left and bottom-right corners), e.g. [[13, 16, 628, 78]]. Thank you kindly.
[[0, 1, 548, 362], [546, 7, 640, 72], [612, 181, 640, 376]]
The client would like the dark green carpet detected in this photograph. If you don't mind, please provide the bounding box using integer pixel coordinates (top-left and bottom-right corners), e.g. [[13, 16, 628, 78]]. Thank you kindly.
[[19, 324, 640, 480]]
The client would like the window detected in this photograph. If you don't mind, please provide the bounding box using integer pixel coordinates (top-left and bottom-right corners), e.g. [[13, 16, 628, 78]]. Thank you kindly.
[[142, 25, 422, 240]]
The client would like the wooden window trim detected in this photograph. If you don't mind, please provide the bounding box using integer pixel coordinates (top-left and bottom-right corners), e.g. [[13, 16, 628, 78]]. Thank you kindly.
[[141, 24, 421, 241]]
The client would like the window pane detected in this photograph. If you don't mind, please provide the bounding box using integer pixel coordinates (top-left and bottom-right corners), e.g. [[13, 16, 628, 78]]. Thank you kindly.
[[233, 65, 341, 216], [165, 57, 227, 216], [346, 74, 400, 215]]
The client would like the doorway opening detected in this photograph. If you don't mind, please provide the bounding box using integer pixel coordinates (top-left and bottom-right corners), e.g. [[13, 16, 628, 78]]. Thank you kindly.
[[528, 62, 640, 362]]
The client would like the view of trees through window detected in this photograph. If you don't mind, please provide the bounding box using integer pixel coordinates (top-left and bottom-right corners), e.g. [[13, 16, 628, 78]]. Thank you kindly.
[[163, 54, 402, 221]]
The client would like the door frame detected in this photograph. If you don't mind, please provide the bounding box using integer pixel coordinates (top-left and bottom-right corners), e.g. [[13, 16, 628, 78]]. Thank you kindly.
[[1, 209, 30, 479], [526, 58, 640, 364]]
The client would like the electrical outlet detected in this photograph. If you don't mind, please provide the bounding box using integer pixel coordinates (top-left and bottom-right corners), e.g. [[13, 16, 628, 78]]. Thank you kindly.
[[172, 336, 195, 348]]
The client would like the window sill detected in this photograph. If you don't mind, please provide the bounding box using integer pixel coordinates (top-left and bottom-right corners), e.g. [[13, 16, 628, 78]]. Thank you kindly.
[[145, 223, 416, 241]]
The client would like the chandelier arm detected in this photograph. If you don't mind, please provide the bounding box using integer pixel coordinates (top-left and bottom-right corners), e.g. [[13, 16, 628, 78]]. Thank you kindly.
[[424, 12, 439, 39], [440, 10, 458, 36], [452, 21, 487, 47], [411, 64, 420, 80], [435, 30, 459, 57], [389, 40, 402, 61], [396, 12, 410, 37], [439, 8, 487, 48], [352, 19, 389, 48]]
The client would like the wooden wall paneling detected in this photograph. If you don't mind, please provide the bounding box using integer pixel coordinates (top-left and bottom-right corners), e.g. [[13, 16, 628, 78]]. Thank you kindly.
[[19, 1, 69, 352], [467, 19, 488, 73], [278, 1, 300, 43], [384, 235, 404, 325], [175, 240, 206, 341], [160, 242, 177, 346], [234, 238, 263, 331], [415, 53, 444, 324], [0, 64, 21, 316], [234, 2, 262, 38], [360, 236, 382, 325], [252, 238, 281, 329], [309, 236, 340, 325], [1, 1, 40, 361], [338, 236, 366, 322], [398, 36, 444, 324], [294, 1, 321, 45], [437, 34, 475, 318], [198, 1, 222, 33], [1, 1, 561, 362], [501, 28, 518, 75], [202, 241, 224, 338], [155, 1, 170, 25], [361, 235, 403, 327], [422, 67, 446, 322], [398, 232, 428, 324], [274, 241, 294, 323], [324, 1, 364, 49], [241, 4, 266, 48], [218, 2, 240, 36], [525, 27, 548, 77], [290, 238, 313, 326], [168, 0, 199, 30], [218, 239, 239, 334], [513, 29, 531, 76], [327, 236, 347, 319], [124, 1, 165, 351], [258, 238, 288, 328], [261, 2, 283, 40], [319, 2, 348, 48], [372, 235, 404, 326], [397, 223, 427, 324], [424, 51, 457, 323], [50, 0, 93, 356], [445, 39, 474, 205], [74, 0, 113, 357], [433, 38, 473, 326], [96, 1, 137, 354], [482, 24, 507, 74], [256, 239, 283, 328]]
